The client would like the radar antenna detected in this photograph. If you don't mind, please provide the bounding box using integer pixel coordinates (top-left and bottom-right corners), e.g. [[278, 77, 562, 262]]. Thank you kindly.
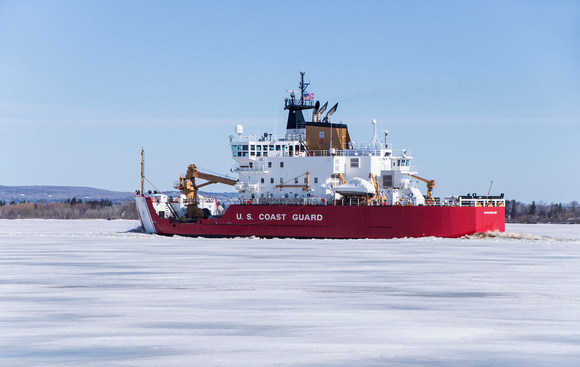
[[367, 119, 382, 149]]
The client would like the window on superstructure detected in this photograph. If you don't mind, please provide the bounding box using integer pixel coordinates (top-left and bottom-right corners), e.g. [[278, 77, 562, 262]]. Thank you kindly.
[[249, 162, 253, 168], [243, 145, 248, 151], [263, 145, 268, 150], [269, 145, 275, 150], [280, 162, 284, 168], [295, 145, 299, 151], [251, 145, 255, 150], [270, 178, 274, 184], [295, 178, 298, 183], [303, 177, 307, 184], [314, 177, 318, 184], [276, 145, 281, 151], [261, 178, 264, 184], [251, 152, 255, 156], [268, 162, 272, 168], [256, 152, 261, 157], [397, 160, 400, 166], [350, 158, 359, 168], [406, 161, 410, 166], [263, 151, 267, 157], [280, 178, 283, 183]]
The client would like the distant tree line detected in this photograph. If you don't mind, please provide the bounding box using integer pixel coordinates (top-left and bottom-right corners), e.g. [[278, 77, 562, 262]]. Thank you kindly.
[[505, 200, 579, 224], [0, 197, 138, 220]]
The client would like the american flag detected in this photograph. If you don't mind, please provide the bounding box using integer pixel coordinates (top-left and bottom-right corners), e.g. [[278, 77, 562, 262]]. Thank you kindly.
[[303, 92, 314, 101]]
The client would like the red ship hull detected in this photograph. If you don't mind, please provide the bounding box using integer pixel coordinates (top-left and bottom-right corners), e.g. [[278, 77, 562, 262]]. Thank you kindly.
[[137, 197, 505, 239]]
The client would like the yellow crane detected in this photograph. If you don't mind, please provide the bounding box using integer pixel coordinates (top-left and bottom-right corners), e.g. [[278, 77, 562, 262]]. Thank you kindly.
[[410, 174, 438, 201], [175, 164, 237, 220], [368, 173, 387, 205]]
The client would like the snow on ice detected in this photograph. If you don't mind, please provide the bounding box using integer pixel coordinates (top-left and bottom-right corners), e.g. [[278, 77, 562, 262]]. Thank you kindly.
[[1, 220, 580, 366]]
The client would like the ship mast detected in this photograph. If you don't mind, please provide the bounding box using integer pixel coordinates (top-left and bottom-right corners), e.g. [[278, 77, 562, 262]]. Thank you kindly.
[[284, 71, 315, 130], [140, 148, 145, 195]]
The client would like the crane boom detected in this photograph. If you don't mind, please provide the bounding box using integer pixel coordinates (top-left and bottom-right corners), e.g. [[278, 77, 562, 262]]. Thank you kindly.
[[175, 164, 237, 219], [410, 174, 438, 199]]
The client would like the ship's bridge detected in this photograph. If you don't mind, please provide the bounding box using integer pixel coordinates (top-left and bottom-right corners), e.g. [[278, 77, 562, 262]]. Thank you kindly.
[[229, 133, 404, 159]]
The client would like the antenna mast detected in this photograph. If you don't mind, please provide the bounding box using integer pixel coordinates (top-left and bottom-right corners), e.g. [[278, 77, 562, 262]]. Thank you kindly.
[[299, 71, 309, 106]]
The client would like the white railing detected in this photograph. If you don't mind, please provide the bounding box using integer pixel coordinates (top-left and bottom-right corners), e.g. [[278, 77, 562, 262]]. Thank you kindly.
[[232, 165, 268, 172], [457, 198, 506, 208], [237, 197, 326, 205], [230, 133, 303, 143]]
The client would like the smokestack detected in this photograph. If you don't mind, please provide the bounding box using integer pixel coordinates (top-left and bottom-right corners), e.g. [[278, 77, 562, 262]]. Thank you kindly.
[[314, 101, 328, 123], [323, 103, 338, 123], [312, 101, 320, 122]]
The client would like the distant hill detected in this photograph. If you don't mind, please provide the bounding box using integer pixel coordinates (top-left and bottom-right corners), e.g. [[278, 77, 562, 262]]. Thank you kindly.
[[0, 185, 136, 203], [0, 185, 238, 205]]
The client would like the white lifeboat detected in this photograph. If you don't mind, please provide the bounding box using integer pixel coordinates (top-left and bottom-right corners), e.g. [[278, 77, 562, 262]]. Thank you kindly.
[[335, 177, 375, 196]]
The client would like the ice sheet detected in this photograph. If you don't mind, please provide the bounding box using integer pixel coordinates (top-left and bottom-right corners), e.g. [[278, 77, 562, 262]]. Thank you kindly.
[[1, 220, 579, 366]]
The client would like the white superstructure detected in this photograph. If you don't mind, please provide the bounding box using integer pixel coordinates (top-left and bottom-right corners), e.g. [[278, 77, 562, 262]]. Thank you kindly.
[[228, 72, 426, 206], [229, 125, 425, 206]]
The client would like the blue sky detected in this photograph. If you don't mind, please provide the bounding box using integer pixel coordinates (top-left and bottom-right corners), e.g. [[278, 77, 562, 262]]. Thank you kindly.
[[1, 0, 578, 203]]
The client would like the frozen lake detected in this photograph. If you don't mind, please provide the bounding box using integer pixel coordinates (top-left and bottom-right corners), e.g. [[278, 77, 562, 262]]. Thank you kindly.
[[1, 220, 579, 366]]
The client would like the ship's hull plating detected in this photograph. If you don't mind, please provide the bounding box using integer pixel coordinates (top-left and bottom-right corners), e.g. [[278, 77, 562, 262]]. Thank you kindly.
[[136, 196, 504, 239]]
